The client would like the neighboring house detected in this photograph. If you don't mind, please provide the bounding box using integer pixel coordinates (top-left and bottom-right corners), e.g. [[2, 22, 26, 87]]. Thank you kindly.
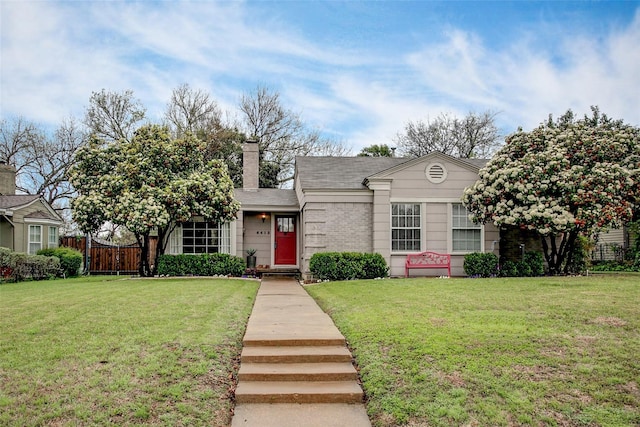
[[0, 164, 63, 254], [592, 228, 636, 262], [166, 141, 499, 277]]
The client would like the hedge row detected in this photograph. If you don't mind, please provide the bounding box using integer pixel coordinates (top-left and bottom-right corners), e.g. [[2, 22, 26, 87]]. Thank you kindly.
[[463, 252, 499, 278], [0, 247, 62, 282], [464, 251, 545, 278], [157, 253, 245, 277], [37, 247, 83, 278], [309, 252, 388, 281]]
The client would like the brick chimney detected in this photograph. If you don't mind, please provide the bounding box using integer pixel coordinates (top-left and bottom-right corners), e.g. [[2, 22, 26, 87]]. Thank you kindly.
[[0, 163, 16, 195], [242, 138, 259, 190]]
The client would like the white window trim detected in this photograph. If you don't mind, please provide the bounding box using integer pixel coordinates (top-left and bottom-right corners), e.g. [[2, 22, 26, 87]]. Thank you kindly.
[[28, 225, 42, 255], [390, 202, 423, 253], [172, 221, 232, 255], [168, 224, 183, 254], [48, 227, 58, 248], [448, 203, 484, 254]]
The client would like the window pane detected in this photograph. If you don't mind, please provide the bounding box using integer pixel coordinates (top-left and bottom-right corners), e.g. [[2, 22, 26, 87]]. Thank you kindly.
[[452, 204, 481, 252], [28, 225, 42, 255], [181, 221, 231, 254], [391, 203, 421, 252], [48, 227, 58, 247]]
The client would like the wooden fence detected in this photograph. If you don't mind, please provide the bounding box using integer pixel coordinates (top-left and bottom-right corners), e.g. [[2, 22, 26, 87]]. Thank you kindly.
[[60, 236, 157, 275]]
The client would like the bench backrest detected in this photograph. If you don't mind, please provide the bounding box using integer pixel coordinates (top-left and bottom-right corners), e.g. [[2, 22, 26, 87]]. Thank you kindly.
[[406, 251, 450, 266]]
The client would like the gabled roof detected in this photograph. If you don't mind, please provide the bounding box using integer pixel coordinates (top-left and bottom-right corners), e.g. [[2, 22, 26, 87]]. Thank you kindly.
[[295, 156, 408, 190], [0, 194, 40, 209], [365, 152, 489, 182], [295, 153, 489, 191], [0, 194, 63, 223]]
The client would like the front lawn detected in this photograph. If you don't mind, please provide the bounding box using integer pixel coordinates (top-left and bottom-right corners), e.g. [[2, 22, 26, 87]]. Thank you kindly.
[[306, 275, 640, 427], [0, 276, 259, 426]]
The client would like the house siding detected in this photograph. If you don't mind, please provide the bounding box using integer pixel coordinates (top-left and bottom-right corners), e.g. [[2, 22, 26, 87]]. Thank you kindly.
[[14, 201, 61, 254], [293, 153, 501, 278], [372, 186, 391, 260], [369, 155, 499, 277], [0, 218, 13, 249], [243, 214, 274, 267]]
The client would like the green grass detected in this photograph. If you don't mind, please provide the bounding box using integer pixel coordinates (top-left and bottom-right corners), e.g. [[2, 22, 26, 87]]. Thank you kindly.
[[306, 275, 640, 427], [0, 276, 259, 426]]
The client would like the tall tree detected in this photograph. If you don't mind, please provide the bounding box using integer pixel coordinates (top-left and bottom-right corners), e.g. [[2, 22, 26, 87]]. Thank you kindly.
[[462, 107, 640, 275], [164, 84, 245, 187], [0, 116, 41, 179], [357, 144, 395, 157], [164, 83, 223, 138], [396, 111, 500, 158], [22, 117, 85, 208], [69, 124, 239, 276], [0, 116, 85, 229], [239, 85, 350, 187], [84, 89, 146, 142]]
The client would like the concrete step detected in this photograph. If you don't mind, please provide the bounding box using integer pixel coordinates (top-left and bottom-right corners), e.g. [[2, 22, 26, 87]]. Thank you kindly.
[[235, 381, 364, 404], [243, 337, 346, 347], [241, 346, 353, 363], [232, 403, 372, 427], [238, 362, 358, 382]]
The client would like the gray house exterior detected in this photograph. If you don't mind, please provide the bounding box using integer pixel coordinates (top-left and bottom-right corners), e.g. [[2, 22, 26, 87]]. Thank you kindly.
[[167, 141, 500, 277], [0, 164, 63, 254]]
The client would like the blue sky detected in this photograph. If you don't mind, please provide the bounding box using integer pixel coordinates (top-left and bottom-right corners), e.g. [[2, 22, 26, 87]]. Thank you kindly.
[[2, 1, 639, 151]]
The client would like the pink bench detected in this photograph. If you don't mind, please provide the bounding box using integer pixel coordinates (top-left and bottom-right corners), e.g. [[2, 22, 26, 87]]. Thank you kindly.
[[405, 251, 451, 277]]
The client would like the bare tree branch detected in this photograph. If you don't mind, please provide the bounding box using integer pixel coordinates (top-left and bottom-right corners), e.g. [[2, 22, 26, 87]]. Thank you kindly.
[[165, 83, 222, 137], [239, 85, 352, 186], [0, 116, 41, 175], [396, 111, 501, 158], [84, 89, 146, 142]]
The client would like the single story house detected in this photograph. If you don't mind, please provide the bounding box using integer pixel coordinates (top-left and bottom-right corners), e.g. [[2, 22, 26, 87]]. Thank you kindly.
[[0, 164, 64, 254], [166, 141, 500, 277]]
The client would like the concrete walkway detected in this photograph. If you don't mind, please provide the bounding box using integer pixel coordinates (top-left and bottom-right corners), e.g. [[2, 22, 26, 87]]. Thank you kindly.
[[231, 277, 371, 427]]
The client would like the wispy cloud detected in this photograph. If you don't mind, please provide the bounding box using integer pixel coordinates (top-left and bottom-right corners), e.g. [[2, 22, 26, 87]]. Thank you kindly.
[[404, 9, 640, 134], [1, 1, 639, 152]]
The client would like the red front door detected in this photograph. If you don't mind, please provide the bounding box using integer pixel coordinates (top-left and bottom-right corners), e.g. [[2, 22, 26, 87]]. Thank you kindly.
[[275, 215, 297, 265]]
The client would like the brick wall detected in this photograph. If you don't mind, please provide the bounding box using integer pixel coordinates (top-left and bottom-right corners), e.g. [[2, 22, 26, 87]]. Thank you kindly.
[[302, 201, 373, 274]]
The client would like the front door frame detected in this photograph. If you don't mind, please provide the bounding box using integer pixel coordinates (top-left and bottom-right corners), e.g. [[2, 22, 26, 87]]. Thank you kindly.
[[273, 214, 298, 266]]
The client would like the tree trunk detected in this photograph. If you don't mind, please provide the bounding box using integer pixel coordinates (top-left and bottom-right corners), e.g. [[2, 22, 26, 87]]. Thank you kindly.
[[540, 231, 579, 275], [136, 232, 151, 277], [152, 224, 176, 276]]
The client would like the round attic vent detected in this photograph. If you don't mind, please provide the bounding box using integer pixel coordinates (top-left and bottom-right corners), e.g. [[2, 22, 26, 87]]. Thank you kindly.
[[425, 162, 447, 184]]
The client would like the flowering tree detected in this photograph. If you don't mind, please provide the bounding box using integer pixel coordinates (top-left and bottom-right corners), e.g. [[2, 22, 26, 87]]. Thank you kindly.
[[462, 108, 640, 275], [69, 124, 240, 276]]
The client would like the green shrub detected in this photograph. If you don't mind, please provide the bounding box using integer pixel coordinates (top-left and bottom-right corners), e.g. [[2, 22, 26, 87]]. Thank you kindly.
[[524, 251, 545, 276], [500, 251, 545, 277], [38, 247, 83, 277], [565, 235, 592, 274], [500, 260, 518, 277], [590, 260, 639, 272], [516, 260, 533, 277], [2, 249, 61, 282], [463, 252, 499, 278], [309, 252, 388, 281], [157, 253, 245, 277], [361, 252, 390, 279], [0, 247, 18, 278]]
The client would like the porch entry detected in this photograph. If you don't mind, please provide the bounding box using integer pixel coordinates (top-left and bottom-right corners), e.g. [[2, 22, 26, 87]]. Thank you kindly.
[[274, 215, 297, 265]]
